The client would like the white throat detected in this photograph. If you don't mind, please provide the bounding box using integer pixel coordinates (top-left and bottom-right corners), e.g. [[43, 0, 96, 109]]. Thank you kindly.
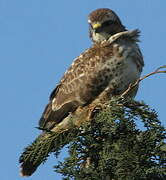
[[92, 31, 111, 43]]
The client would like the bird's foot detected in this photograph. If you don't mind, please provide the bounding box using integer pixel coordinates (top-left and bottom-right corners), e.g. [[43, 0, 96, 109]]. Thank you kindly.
[[88, 103, 107, 119]]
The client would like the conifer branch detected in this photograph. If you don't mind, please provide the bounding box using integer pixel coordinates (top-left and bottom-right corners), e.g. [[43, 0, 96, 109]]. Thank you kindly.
[[19, 65, 166, 178], [55, 98, 166, 179]]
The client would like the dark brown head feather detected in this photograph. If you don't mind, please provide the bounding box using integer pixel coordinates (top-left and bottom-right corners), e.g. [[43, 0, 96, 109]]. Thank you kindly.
[[88, 8, 123, 25]]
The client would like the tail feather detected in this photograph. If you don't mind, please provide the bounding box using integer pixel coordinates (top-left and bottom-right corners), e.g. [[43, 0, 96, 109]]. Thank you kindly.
[[19, 129, 75, 176], [19, 161, 38, 177], [19, 133, 50, 177]]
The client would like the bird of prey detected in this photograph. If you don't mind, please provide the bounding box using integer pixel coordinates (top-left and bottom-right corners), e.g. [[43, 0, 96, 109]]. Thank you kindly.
[[19, 8, 144, 176]]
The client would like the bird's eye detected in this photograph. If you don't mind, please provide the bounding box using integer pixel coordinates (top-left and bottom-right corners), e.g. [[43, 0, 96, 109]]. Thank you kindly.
[[102, 20, 114, 27]]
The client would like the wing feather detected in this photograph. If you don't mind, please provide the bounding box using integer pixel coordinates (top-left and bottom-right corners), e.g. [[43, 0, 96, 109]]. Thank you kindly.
[[39, 30, 144, 129]]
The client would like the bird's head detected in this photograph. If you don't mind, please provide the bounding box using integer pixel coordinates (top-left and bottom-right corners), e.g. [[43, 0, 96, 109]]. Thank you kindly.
[[88, 8, 126, 43]]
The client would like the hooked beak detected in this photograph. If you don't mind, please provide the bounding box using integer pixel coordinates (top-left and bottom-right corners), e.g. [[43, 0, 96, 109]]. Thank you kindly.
[[92, 23, 102, 33], [92, 23, 102, 29]]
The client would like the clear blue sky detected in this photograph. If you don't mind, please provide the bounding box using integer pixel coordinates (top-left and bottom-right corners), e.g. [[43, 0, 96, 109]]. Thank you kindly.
[[0, 1, 166, 180]]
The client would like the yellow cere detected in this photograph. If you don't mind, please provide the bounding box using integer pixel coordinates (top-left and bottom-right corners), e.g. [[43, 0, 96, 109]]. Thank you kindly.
[[92, 23, 101, 29]]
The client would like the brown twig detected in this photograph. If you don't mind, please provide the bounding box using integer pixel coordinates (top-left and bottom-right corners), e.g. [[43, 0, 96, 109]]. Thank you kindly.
[[121, 65, 166, 97]]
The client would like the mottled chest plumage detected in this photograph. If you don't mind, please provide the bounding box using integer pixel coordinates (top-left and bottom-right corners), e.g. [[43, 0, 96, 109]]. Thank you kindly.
[[50, 30, 143, 111], [80, 43, 140, 100]]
